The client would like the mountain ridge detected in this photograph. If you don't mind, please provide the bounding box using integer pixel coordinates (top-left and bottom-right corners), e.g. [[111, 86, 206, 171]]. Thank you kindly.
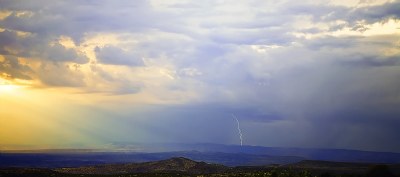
[[0, 150, 304, 168], [2, 143, 400, 168]]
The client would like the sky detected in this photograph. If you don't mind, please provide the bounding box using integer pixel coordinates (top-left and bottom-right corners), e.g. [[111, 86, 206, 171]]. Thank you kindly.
[[0, 0, 400, 152]]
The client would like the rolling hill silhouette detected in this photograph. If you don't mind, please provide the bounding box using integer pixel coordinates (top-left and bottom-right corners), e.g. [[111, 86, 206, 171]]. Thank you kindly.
[[56, 157, 228, 174]]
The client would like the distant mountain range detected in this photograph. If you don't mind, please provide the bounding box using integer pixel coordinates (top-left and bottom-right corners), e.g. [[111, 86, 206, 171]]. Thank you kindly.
[[1, 143, 400, 168], [0, 151, 303, 168], [138, 143, 400, 163]]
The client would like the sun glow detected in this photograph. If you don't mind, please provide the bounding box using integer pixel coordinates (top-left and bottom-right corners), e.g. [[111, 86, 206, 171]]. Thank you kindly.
[[0, 78, 31, 94], [0, 84, 20, 92], [0, 79, 20, 92]]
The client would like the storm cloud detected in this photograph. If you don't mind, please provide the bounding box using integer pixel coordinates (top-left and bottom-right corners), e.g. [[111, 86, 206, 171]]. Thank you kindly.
[[95, 46, 144, 66], [0, 0, 399, 152]]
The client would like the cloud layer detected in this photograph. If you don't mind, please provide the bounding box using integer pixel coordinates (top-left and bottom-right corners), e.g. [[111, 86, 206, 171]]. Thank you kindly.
[[0, 0, 399, 152]]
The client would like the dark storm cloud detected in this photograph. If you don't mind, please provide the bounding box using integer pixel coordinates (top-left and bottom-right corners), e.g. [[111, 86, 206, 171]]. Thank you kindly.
[[283, 1, 400, 31], [0, 30, 88, 63], [0, 55, 32, 80], [120, 103, 284, 144], [0, 0, 397, 44], [296, 88, 400, 151], [0, 0, 162, 42], [339, 55, 400, 67], [173, 30, 400, 151], [95, 46, 144, 66], [234, 70, 399, 151], [303, 35, 400, 67], [350, 1, 400, 23]]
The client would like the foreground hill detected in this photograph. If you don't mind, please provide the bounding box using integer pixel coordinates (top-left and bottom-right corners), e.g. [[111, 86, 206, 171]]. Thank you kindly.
[[1, 158, 400, 177], [285, 160, 400, 175], [55, 157, 228, 174]]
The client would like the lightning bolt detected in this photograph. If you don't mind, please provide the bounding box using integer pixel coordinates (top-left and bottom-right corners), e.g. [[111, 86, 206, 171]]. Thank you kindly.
[[232, 114, 243, 146]]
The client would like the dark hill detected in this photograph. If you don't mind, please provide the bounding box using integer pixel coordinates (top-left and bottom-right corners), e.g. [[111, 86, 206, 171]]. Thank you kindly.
[[287, 160, 372, 168], [56, 157, 229, 174], [285, 160, 400, 175], [2, 158, 400, 176]]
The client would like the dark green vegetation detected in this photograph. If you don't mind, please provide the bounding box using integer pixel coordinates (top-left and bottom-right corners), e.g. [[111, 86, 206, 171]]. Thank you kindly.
[[1, 157, 400, 177]]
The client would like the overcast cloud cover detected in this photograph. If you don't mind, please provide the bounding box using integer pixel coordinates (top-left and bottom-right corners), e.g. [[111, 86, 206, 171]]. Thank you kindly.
[[0, 0, 400, 152]]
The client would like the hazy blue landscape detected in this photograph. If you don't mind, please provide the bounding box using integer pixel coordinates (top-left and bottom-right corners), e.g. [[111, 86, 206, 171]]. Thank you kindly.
[[1, 144, 400, 176], [1, 0, 400, 176], [2, 143, 400, 168]]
